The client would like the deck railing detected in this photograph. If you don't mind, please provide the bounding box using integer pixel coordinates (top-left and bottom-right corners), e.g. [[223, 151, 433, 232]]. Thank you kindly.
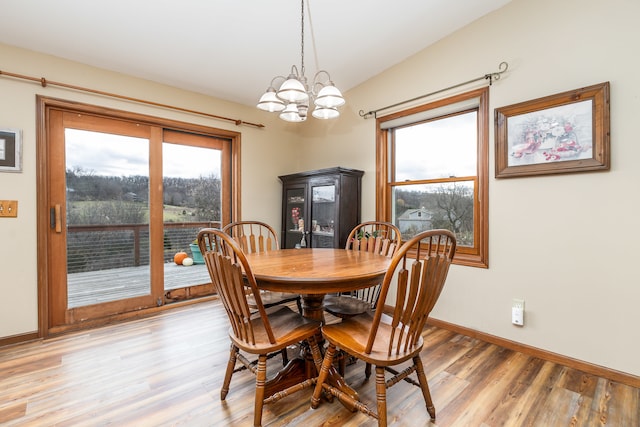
[[67, 221, 221, 273]]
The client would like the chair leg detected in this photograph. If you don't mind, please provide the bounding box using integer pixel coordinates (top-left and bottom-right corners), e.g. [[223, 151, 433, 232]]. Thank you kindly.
[[414, 355, 436, 420], [254, 354, 268, 427], [306, 334, 324, 373], [295, 296, 303, 314], [281, 348, 289, 366], [221, 344, 238, 400], [311, 343, 337, 409], [338, 350, 346, 376], [365, 362, 372, 380], [375, 366, 388, 427]]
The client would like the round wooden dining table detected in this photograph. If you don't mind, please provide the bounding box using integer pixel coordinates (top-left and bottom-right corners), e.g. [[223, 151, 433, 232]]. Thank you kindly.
[[243, 247, 392, 407], [244, 247, 392, 322]]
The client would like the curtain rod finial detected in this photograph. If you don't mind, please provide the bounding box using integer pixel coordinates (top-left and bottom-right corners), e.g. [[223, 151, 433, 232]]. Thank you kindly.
[[486, 61, 509, 85], [359, 110, 376, 119]]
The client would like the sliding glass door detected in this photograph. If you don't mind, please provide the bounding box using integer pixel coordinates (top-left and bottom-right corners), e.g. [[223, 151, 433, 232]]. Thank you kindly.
[[42, 101, 235, 333]]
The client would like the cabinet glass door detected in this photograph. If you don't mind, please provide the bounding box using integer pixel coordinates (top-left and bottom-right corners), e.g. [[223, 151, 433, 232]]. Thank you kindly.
[[310, 184, 337, 248], [284, 186, 306, 248]]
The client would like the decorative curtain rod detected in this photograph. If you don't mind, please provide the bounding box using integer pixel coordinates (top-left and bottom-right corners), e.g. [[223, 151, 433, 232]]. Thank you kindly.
[[359, 61, 509, 119], [0, 69, 265, 129]]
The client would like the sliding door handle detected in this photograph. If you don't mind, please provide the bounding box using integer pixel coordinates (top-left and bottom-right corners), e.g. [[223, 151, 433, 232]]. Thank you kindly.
[[50, 204, 62, 233]]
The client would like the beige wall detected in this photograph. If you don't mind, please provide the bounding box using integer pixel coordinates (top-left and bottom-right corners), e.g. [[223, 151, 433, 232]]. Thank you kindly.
[[301, 0, 640, 377], [0, 43, 299, 338], [1, 0, 639, 378]]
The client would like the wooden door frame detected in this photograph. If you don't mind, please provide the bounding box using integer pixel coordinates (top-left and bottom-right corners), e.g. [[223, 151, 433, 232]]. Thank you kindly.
[[36, 96, 241, 337]]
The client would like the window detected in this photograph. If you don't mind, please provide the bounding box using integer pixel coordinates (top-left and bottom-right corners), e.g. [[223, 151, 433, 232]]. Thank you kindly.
[[376, 87, 488, 268]]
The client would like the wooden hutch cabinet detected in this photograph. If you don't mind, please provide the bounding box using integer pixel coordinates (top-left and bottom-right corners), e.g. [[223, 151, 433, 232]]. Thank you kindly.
[[279, 167, 364, 249]]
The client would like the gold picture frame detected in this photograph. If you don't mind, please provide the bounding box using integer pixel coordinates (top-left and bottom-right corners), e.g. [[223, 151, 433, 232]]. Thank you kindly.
[[495, 82, 610, 178]]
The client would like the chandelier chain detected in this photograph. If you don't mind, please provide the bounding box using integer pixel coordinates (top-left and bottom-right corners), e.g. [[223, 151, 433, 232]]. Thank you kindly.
[[300, 0, 305, 77]]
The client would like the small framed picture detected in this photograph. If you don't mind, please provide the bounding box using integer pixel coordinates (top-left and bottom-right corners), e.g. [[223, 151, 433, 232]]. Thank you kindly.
[[495, 82, 610, 178], [0, 128, 23, 173]]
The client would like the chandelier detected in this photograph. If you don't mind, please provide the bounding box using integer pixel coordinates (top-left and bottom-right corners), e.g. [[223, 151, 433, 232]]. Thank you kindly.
[[256, 0, 345, 122]]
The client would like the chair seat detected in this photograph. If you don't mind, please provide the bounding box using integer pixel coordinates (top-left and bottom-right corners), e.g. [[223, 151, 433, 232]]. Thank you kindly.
[[229, 306, 320, 355], [321, 312, 423, 366], [323, 295, 373, 318]]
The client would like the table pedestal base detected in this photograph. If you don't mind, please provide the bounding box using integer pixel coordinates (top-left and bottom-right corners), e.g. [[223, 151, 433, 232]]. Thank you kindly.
[[264, 358, 359, 409], [263, 303, 360, 410]]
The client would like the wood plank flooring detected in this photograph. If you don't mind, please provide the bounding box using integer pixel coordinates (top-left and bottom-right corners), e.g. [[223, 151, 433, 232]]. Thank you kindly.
[[0, 299, 638, 426]]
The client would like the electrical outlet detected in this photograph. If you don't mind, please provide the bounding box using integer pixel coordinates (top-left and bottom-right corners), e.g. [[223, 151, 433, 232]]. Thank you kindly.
[[512, 298, 524, 326], [0, 200, 18, 218]]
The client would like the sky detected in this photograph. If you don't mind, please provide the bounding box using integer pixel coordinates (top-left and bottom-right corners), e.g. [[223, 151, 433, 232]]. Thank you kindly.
[[394, 112, 477, 182], [64, 112, 474, 183], [65, 129, 221, 179]]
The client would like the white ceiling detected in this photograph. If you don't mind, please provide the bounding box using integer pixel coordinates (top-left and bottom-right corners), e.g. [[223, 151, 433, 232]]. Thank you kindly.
[[1, 0, 512, 108]]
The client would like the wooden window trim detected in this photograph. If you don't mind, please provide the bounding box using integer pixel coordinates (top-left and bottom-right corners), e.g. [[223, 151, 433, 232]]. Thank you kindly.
[[375, 87, 489, 268]]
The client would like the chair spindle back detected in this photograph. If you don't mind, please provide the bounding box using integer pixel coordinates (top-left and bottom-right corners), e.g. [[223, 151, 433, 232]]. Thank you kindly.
[[345, 221, 401, 258], [198, 228, 277, 345], [222, 221, 279, 254], [366, 229, 456, 356]]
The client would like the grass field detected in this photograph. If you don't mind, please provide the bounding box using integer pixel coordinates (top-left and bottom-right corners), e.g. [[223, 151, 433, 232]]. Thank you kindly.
[[163, 204, 199, 222], [67, 200, 200, 223]]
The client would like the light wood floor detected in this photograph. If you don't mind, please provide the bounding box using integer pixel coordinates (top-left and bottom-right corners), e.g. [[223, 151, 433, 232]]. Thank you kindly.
[[1, 299, 638, 426]]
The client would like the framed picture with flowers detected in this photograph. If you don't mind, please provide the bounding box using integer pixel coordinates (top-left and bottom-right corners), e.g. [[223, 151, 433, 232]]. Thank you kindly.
[[495, 82, 610, 178]]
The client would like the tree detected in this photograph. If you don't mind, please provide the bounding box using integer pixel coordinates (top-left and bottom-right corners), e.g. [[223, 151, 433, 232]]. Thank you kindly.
[[189, 175, 221, 220], [394, 183, 474, 246], [431, 183, 474, 245]]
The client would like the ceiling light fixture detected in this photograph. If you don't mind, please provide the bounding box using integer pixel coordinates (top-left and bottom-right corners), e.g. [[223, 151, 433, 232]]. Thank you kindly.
[[256, 0, 345, 123]]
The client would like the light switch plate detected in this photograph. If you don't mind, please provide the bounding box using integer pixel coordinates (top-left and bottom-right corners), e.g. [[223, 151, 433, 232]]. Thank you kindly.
[[0, 200, 18, 217]]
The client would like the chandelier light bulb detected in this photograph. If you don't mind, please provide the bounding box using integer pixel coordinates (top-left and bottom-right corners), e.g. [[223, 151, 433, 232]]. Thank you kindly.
[[257, 87, 286, 112], [312, 106, 340, 120], [277, 76, 309, 104], [314, 83, 345, 109], [280, 103, 306, 122]]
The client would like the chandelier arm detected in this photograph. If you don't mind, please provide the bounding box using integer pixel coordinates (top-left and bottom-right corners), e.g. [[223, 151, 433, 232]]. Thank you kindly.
[[309, 70, 331, 94], [313, 70, 331, 83], [269, 75, 288, 89], [289, 65, 301, 79]]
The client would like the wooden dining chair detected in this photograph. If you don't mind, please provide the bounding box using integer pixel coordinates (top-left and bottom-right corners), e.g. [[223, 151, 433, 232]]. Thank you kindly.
[[222, 221, 302, 314], [198, 228, 324, 427], [311, 229, 457, 426], [324, 221, 401, 319], [322, 221, 402, 375]]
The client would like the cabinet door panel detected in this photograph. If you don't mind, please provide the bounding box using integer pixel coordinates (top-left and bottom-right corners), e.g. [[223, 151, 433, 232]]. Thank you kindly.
[[283, 185, 306, 248], [310, 183, 337, 248]]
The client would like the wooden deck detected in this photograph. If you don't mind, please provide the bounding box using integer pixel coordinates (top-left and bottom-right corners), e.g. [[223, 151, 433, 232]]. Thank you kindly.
[[67, 262, 211, 308]]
